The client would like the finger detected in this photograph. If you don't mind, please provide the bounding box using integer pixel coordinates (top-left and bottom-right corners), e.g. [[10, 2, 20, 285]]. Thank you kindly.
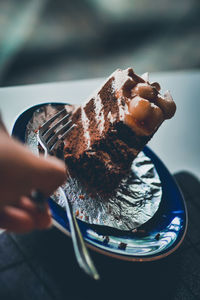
[[0, 199, 52, 233], [0, 137, 67, 198], [18, 196, 52, 230], [0, 206, 36, 233]]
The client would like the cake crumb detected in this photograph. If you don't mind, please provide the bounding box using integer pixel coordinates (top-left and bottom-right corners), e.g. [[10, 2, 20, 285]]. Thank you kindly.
[[155, 233, 160, 241], [79, 194, 85, 199], [103, 236, 110, 245], [118, 242, 127, 250]]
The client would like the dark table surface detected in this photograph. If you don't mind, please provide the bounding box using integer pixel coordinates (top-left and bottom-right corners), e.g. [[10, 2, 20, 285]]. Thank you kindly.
[[0, 171, 199, 300]]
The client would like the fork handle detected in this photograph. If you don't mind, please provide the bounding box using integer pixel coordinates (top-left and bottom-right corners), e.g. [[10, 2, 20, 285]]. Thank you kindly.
[[58, 187, 100, 280]]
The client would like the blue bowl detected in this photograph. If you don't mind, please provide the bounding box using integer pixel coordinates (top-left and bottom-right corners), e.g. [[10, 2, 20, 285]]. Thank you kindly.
[[12, 103, 188, 261]]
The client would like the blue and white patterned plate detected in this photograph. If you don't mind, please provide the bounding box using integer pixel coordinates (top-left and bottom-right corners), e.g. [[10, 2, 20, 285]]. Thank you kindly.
[[12, 103, 188, 261]]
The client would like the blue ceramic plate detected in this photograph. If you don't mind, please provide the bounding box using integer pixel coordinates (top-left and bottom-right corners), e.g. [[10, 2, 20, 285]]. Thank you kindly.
[[12, 103, 188, 261]]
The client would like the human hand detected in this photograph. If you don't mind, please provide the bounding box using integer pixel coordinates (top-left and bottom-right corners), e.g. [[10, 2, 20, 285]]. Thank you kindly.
[[0, 129, 66, 233]]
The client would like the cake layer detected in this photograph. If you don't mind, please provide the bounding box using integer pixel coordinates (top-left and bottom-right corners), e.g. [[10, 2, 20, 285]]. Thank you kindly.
[[63, 68, 176, 191]]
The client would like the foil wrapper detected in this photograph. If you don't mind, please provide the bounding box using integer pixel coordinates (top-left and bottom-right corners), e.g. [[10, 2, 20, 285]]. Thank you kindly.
[[26, 104, 162, 231]]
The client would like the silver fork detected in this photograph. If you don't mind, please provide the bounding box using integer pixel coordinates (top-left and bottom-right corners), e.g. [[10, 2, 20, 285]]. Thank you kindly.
[[37, 108, 100, 280]]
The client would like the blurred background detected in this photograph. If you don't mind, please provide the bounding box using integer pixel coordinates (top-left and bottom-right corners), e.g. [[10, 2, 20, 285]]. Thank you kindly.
[[0, 0, 199, 87]]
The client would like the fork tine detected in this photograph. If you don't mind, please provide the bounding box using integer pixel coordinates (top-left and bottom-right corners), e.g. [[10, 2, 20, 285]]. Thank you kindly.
[[39, 108, 67, 134], [47, 119, 74, 150], [38, 108, 76, 153], [59, 123, 77, 140], [50, 123, 77, 152], [42, 113, 70, 142]]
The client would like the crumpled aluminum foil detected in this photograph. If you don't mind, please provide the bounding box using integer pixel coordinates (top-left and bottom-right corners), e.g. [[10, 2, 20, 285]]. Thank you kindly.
[[26, 104, 162, 231]]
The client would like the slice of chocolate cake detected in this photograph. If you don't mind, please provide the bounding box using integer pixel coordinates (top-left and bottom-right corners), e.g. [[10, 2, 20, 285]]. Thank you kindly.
[[63, 68, 176, 191]]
